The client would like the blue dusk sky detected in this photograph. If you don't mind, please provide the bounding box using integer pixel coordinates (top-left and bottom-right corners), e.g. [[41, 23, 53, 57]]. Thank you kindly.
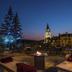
[[0, 0, 72, 40]]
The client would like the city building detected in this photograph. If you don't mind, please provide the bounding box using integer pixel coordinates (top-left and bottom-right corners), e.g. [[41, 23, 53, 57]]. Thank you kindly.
[[43, 24, 72, 54], [44, 24, 52, 43]]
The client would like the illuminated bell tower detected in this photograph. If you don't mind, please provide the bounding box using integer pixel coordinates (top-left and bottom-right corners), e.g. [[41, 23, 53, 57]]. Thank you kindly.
[[44, 24, 52, 43]]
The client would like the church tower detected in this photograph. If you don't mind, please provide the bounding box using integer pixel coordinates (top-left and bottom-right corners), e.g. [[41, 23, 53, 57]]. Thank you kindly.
[[44, 24, 52, 43]]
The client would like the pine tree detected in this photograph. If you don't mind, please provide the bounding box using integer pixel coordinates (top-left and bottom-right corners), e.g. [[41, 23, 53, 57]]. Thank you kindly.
[[12, 13, 22, 52], [0, 6, 22, 51], [0, 6, 14, 51], [12, 13, 22, 40], [0, 6, 14, 36]]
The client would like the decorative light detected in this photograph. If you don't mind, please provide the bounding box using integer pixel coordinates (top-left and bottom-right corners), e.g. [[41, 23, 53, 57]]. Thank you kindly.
[[16, 37, 21, 40], [36, 51, 42, 56], [4, 37, 9, 43], [3, 35, 14, 44]]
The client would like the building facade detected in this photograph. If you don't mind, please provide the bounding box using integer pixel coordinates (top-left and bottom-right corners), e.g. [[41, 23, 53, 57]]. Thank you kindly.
[[43, 24, 72, 54], [51, 33, 72, 48], [44, 24, 52, 43]]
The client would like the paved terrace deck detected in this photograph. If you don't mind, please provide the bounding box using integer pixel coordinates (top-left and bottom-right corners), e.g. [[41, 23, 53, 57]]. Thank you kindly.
[[0, 53, 65, 72], [56, 61, 72, 72], [0, 55, 34, 72]]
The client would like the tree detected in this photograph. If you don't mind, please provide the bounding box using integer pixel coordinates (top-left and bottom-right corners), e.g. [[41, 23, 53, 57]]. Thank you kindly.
[[0, 6, 14, 51], [12, 13, 22, 52], [12, 13, 22, 40], [0, 6, 14, 36], [0, 6, 22, 51]]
